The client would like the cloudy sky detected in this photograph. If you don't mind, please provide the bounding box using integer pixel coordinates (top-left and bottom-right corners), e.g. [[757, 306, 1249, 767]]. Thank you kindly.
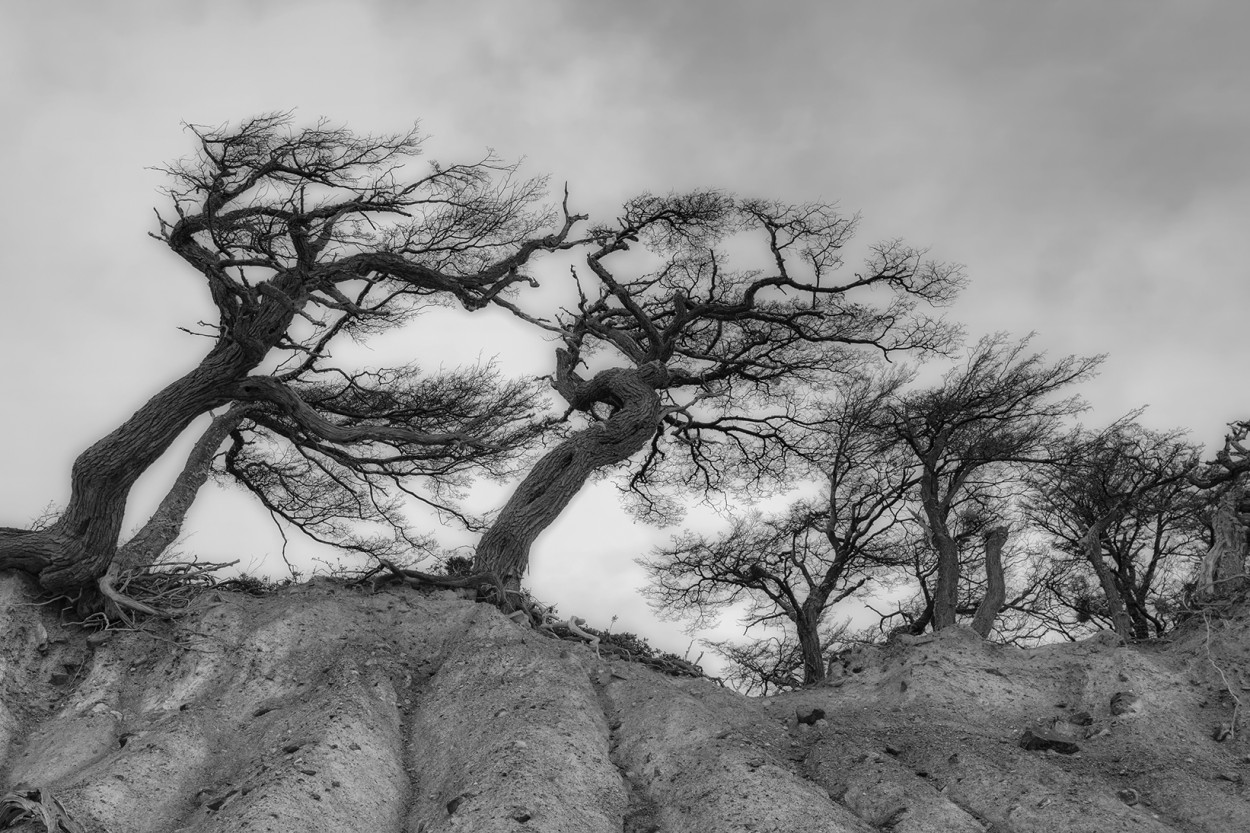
[[2, 1, 1248, 658]]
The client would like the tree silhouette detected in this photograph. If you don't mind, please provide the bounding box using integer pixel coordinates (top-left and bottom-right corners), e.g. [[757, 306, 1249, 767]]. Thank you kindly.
[[0, 114, 581, 604], [642, 368, 918, 684], [474, 194, 964, 588], [1026, 421, 1204, 638], [886, 334, 1101, 632]]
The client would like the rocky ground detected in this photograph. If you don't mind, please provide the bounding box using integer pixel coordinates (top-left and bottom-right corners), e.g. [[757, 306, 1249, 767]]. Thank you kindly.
[[1, 570, 1248, 832]]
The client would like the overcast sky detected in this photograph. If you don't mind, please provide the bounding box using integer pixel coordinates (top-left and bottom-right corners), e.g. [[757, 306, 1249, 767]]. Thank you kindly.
[[2, 1, 1248, 658]]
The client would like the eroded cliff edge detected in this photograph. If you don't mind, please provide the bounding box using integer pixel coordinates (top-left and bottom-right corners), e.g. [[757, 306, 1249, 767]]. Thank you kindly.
[[2, 572, 1248, 833]]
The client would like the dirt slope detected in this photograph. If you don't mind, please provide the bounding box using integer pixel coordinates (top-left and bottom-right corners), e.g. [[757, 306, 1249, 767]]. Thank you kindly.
[[1, 571, 1248, 832]]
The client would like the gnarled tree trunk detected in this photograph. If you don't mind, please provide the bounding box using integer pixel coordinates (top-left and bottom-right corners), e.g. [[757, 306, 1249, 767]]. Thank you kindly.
[[0, 337, 280, 593], [475, 362, 665, 589], [971, 525, 1009, 638], [1195, 482, 1248, 602]]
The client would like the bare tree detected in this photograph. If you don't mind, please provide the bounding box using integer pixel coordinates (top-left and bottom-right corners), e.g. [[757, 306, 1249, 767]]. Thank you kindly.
[[872, 486, 1021, 639], [886, 334, 1102, 632], [0, 114, 583, 601], [642, 368, 918, 684], [707, 621, 853, 695], [475, 195, 965, 587], [1027, 421, 1206, 638]]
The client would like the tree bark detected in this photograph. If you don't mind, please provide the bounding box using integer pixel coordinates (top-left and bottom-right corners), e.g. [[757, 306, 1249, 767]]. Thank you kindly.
[[474, 364, 664, 589], [113, 405, 254, 572], [919, 483, 961, 631], [971, 525, 1009, 638], [0, 336, 282, 593], [1194, 483, 1248, 602], [796, 602, 827, 685], [1083, 518, 1135, 640]]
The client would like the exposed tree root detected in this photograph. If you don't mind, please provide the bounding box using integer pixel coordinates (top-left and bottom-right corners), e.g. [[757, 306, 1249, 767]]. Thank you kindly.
[[92, 558, 242, 627], [368, 558, 518, 609], [0, 785, 85, 833], [98, 561, 170, 622]]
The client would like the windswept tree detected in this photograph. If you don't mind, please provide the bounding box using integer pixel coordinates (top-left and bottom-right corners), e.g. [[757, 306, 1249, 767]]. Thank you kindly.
[[1027, 421, 1205, 638], [0, 114, 583, 602], [886, 334, 1102, 633], [870, 489, 1021, 639], [474, 195, 965, 587], [642, 367, 919, 685], [1190, 420, 1250, 601]]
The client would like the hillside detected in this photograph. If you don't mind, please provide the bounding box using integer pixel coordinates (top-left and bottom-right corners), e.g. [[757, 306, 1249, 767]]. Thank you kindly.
[[1, 571, 1248, 833]]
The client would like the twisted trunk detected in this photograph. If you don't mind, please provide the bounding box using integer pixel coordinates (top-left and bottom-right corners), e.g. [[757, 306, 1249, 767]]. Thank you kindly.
[[0, 336, 282, 593], [475, 363, 665, 588], [971, 525, 1009, 638], [1195, 483, 1248, 602]]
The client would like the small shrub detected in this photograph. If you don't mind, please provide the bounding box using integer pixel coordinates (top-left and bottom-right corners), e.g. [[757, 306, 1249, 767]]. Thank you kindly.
[[597, 630, 656, 659], [443, 555, 475, 577], [221, 573, 279, 596]]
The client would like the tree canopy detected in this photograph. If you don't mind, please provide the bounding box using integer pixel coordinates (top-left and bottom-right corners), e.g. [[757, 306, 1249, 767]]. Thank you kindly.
[[1, 114, 1245, 669], [0, 113, 581, 605]]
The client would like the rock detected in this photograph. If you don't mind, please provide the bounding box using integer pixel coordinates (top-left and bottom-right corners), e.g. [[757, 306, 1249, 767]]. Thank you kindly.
[[1046, 718, 1081, 741], [1110, 691, 1142, 716], [1069, 710, 1094, 726], [1019, 727, 1080, 754], [1218, 772, 1243, 784], [1118, 788, 1140, 806], [796, 708, 826, 726]]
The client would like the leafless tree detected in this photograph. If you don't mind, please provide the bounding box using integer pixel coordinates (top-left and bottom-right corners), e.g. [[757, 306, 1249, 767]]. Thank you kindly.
[[0, 114, 582, 604], [1026, 421, 1205, 638], [885, 334, 1102, 632], [641, 368, 918, 684], [869, 486, 1022, 640], [707, 620, 854, 695], [474, 194, 965, 588]]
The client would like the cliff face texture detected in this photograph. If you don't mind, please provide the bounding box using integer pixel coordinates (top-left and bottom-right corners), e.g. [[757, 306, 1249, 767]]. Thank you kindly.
[[2, 571, 1249, 833]]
